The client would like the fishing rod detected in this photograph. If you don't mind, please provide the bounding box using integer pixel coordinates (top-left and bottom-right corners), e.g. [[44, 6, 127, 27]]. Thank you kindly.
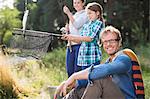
[[14, 0, 63, 38], [13, 28, 63, 38]]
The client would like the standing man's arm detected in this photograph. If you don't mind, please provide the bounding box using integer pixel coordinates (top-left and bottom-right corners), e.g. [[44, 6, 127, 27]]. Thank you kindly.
[[63, 6, 75, 23]]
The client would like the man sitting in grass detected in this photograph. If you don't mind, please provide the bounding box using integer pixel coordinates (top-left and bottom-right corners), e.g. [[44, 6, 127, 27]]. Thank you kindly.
[[54, 26, 144, 99]]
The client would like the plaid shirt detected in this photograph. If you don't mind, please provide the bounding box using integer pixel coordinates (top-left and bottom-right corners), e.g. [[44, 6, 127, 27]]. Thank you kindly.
[[77, 20, 104, 66]]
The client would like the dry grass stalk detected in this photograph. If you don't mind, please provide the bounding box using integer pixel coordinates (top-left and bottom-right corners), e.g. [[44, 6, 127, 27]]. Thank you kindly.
[[0, 56, 29, 98]]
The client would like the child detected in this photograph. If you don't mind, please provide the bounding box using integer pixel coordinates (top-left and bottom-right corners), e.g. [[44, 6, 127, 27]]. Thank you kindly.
[[62, 2, 105, 88]]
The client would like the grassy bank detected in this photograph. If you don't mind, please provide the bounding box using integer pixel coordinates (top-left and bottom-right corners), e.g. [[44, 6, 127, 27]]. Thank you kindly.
[[1, 44, 150, 98]]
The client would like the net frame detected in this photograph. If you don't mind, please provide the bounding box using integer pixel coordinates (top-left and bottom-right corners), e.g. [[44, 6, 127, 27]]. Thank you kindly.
[[10, 29, 62, 58]]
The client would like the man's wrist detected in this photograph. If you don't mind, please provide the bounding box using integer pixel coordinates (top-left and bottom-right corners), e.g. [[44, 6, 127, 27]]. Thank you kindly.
[[72, 72, 77, 80]]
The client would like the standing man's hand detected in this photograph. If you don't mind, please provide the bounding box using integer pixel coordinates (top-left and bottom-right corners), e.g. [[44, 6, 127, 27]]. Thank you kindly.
[[63, 5, 75, 25], [63, 6, 71, 15], [61, 34, 75, 41]]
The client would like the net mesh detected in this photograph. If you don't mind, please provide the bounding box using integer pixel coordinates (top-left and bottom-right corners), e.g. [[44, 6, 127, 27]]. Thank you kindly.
[[10, 29, 60, 58]]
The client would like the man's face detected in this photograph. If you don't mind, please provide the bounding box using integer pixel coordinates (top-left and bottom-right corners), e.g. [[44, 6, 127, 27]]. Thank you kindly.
[[101, 32, 120, 55], [73, 0, 84, 11]]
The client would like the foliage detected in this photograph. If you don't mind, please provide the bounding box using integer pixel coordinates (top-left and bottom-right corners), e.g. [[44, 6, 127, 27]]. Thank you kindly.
[[102, 0, 149, 47], [42, 47, 66, 68], [0, 0, 149, 49], [131, 21, 148, 46], [134, 44, 150, 99], [143, 70, 150, 99], [3, 30, 12, 46], [42, 47, 68, 85], [0, 7, 21, 44], [135, 43, 150, 69]]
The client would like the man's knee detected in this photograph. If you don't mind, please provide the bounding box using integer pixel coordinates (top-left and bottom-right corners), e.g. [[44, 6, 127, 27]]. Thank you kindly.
[[98, 77, 125, 99], [83, 77, 125, 99]]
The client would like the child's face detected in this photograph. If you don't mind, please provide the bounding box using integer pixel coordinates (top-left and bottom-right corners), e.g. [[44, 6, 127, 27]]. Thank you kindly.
[[87, 9, 99, 21]]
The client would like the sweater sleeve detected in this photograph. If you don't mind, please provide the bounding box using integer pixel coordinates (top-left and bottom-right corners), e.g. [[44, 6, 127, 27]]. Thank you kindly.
[[88, 54, 132, 80], [72, 12, 88, 29]]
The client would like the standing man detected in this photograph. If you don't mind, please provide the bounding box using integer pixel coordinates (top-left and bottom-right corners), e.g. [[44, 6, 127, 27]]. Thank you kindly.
[[54, 26, 144, 99], [62, 0, 89, 77]]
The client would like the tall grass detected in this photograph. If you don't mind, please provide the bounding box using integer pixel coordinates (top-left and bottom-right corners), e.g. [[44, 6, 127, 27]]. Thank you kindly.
[[42, 47, 67, 85], [0, 56, 28, 99]]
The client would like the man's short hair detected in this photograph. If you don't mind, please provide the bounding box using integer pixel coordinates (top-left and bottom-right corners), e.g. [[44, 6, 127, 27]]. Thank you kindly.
[[100, 26, 122, 46]]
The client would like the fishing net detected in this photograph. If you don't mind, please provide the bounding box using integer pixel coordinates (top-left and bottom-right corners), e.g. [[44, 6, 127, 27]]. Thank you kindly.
[[10, 29, 62, 58]]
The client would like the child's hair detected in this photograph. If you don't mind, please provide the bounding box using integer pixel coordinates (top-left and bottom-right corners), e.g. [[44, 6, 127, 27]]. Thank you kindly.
[[86, 2, 104, 22]]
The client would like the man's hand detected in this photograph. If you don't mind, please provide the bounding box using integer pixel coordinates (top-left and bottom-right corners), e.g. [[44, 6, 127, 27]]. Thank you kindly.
[[54, 81, 66, 99], [62, 74, 76, 96], [63, 6, 71, 15], [54, 74, 76, 99]]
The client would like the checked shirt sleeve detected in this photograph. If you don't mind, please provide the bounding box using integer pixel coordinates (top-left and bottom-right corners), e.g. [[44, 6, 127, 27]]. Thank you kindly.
[[88, 20, 103, 39]]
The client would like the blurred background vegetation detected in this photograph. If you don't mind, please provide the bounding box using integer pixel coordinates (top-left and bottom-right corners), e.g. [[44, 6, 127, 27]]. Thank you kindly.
[[0, 0, 149, 98], [0, 0, 149, 49]]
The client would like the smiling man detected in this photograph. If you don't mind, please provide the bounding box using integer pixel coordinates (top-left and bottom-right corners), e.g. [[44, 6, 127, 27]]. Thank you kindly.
[[54, 26, 144, 99]]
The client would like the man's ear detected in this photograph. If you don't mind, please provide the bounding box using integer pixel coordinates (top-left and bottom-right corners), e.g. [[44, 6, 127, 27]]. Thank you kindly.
[[119, 41, 122, 47]]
